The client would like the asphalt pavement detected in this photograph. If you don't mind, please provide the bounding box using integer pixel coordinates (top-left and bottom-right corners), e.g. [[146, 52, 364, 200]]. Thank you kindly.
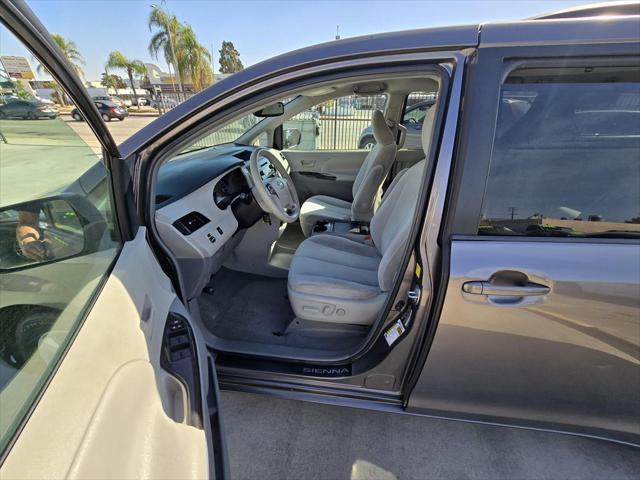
[[0, 115, 156, 206], [64, 114, 157, 152], [222, 391, 640, 480]]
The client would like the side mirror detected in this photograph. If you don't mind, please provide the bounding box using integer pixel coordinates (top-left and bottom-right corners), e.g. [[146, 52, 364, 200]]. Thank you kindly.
[[0, 194, 107, 271], [254, 102, 284, 117], [284, 128, 302, 149]]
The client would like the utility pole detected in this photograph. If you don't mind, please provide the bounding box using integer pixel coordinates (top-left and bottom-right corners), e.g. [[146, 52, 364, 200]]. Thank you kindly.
[[508, 207, 518, 220], [335, 25, 340, 40]]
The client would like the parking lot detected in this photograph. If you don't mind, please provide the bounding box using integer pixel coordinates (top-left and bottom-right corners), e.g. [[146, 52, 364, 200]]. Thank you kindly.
[[223, 391, 640, 480], [64, 113, 157, 152]]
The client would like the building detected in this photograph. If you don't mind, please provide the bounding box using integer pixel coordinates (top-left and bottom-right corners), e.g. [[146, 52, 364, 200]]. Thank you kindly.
[[142, 62, 232, 93]]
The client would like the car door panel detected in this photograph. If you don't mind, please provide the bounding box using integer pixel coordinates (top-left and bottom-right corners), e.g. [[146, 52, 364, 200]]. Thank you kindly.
[[0, 229, 222, 479], [408, 240, 640, 444], [284, 150, 368, 203]]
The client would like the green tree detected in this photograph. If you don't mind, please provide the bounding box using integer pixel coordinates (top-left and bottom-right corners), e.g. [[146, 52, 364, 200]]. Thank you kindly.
[[175, 24, 212, 91], [100, 72, 127, 96], [35, 33, 84, 106], [51, 33, 85, 78], [218, 41, 243, 74], [148, 4, 183, 92], [105, 51, 147, 110], [14, 82, 32, 100]]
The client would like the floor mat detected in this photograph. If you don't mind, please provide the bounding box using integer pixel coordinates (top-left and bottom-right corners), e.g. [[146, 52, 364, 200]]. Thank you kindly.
[[198, 268, 293, 344], [198, 267, 366, 350]]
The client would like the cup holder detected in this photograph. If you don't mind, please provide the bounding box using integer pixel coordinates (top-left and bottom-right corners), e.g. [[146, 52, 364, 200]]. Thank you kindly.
[[312, 221, 332, 234]]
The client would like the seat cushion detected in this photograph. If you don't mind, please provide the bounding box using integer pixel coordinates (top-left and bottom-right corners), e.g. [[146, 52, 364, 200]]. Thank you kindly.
[[288, 234, 388, 325], [299, 195, 352, 236]]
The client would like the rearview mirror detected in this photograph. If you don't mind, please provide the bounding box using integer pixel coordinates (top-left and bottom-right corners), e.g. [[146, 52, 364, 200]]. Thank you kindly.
[[0, 194, 107, 271], [284, 128, 302, 149], [254, 102, 284, 117]]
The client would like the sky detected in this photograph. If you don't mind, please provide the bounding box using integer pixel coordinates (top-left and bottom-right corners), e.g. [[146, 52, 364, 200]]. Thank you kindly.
[[1, 0, 595, 81]]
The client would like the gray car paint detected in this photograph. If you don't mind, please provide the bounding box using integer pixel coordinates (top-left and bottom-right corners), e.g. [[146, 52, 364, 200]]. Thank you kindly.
[[123, 12, 640, 446], [401, 15, 640, 447], [409, 240, 640, 445], [8, 0, 636, 449]]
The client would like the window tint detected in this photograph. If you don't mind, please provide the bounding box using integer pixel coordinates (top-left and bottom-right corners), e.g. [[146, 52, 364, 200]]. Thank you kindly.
[[285, 94, 387, 150], [0, 29, 121, 453], [401, 92, 437, 150], [479, 66, 640, 239]]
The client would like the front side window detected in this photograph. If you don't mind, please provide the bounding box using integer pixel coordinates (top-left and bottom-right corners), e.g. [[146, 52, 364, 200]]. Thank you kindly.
[[0, 27, 121, 453], [479, 65, 640, 238], [286, 94, 387, 150]]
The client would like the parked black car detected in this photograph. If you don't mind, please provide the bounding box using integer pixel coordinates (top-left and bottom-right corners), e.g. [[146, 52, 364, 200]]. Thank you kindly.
[[71, 101, 128, 122], [0, 99, 58, 119]]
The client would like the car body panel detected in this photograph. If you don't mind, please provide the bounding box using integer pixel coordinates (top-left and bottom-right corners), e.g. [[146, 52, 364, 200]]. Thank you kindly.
[[408, 239, 640, 445], [406, 22, 640, 446]]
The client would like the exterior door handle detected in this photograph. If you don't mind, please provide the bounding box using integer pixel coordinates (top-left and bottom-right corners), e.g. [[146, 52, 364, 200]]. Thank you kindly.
[[462, 281, 550, 297]]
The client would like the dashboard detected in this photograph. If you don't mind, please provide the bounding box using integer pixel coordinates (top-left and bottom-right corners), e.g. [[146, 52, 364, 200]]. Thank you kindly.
[[154, 144, 266, 298]]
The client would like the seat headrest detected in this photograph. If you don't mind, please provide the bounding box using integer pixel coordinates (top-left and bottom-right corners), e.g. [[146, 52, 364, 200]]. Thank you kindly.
[[421, 107, 437, 157], [372, 110, 394, 146]]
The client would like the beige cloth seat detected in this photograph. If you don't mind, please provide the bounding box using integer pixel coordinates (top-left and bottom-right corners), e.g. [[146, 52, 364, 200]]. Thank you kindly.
[[299, 110, 398, 236], [288, 107, 436, 325]]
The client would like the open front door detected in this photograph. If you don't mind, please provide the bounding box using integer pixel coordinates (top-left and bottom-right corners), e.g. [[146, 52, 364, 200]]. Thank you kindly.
[[0, 1, 228, 478]]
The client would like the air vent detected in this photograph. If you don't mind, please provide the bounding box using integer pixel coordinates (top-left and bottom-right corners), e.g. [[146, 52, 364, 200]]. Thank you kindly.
[[233, 150, 252, 161], [173, 211, 210, 235]]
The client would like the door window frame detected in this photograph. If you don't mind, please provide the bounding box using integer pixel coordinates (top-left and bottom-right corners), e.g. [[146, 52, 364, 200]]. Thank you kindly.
[[444, 42, 640, 245], [139, 53, 462, 374], [403, 40, 640, 408]]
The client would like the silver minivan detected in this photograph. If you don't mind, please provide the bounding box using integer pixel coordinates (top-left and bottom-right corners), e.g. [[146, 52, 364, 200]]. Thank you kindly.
[[0, 1, 638, 478]]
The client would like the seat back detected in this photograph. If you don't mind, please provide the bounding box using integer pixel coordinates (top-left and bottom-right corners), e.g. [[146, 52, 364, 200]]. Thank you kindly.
[[370, 107, 437, 291], [350, 110, 397, 221]]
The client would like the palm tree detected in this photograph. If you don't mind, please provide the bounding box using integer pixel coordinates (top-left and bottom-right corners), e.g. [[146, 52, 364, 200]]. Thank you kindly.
[[148, 5, 183, 92], [35, 33, 85, 106], [105, 51, 147, 110], [51, 33, 85, 78], [175, 24, 212, 91]]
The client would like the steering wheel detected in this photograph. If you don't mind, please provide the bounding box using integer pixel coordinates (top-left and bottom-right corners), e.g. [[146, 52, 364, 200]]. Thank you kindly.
[[249, 148, 300, 223]]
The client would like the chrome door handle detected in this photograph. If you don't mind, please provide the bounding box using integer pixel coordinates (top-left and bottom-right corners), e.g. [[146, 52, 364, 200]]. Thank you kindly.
[[462, 281, 550, 297]]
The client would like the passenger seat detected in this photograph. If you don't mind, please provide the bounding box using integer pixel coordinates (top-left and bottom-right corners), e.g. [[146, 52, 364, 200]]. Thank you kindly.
[[299, 110, 398, 236]]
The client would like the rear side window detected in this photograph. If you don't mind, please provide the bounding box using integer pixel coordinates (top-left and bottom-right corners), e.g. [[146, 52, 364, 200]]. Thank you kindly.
[[479, 65, 640, 239]]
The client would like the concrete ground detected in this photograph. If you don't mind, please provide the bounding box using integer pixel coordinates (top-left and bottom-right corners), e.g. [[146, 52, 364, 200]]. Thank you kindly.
[[64, 114, 156, 152], [221, 391, 640, 480], [0, 115, 155, 206]]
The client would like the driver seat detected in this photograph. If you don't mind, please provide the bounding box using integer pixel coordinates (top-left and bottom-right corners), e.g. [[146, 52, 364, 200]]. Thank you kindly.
[[299, 110, 397, 236], [287, 107, 436, 325]]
